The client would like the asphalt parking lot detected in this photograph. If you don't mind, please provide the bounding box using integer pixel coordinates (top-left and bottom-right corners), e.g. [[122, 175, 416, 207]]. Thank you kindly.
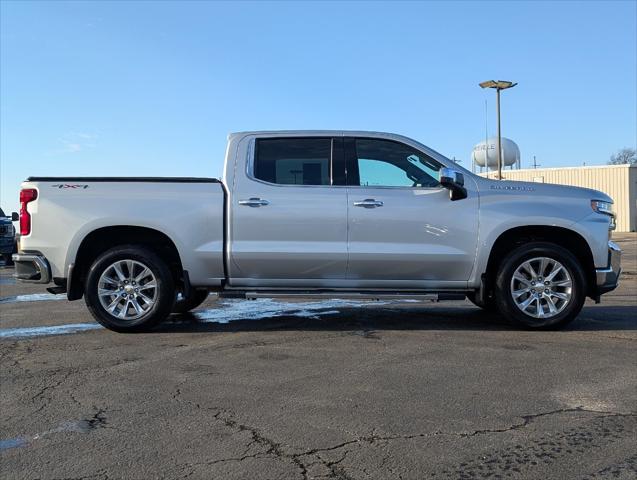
[[1, 234, 635, 480]]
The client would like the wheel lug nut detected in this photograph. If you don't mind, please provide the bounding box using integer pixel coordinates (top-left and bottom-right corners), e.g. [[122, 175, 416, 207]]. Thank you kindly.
[[545, 289, 549, 293]]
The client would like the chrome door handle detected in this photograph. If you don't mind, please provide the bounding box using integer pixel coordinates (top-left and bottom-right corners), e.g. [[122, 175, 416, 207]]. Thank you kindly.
[[353, 199, 384, 208], [238, 198, 270, 207]]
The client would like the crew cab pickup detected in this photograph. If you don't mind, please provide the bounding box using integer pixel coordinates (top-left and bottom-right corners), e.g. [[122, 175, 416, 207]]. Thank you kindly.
[[13, 131, 621, 331]]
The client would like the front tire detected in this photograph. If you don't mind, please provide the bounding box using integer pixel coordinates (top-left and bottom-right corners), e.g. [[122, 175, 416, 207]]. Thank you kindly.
[[84, 246, 175, 332], [494, 242, 586, 329]]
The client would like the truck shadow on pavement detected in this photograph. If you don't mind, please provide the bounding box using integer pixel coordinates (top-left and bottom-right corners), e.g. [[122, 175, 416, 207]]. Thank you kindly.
[[155, 304, 637, 334]]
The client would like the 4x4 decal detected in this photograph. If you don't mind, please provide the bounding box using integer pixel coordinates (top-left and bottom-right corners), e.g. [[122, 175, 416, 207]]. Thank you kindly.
[[52, 184, 89, 189]]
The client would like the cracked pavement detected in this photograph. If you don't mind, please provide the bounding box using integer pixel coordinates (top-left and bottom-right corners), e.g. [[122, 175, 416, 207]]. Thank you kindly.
[[1, 234, 635, 479]]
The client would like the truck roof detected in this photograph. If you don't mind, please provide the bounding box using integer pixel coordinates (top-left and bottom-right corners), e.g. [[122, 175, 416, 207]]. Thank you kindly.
[[229, 130, 413, 139]]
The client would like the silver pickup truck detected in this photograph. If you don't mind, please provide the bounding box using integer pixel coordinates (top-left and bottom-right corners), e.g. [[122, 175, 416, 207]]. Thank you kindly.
[[13, 131, 621, 331]]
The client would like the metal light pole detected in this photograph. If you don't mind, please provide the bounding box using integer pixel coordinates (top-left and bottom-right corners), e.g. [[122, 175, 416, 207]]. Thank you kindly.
[[479, 80, 517, 179]]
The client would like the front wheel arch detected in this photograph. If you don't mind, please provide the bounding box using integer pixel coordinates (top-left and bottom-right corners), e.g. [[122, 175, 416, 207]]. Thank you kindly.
[[481, 226, 596, 302]]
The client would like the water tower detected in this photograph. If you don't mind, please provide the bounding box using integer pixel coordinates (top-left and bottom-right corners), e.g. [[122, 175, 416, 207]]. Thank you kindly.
[[472, 137, 520, 173]]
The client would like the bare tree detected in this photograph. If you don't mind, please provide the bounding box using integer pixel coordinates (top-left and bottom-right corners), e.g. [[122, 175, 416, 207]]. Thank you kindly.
[[608, 147, 637, 165]]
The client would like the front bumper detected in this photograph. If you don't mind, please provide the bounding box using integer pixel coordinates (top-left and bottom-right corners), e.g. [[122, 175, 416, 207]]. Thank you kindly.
[[595, 240, 621, 295], [0, 237, 14, 254], [12, 253, 51, 284]]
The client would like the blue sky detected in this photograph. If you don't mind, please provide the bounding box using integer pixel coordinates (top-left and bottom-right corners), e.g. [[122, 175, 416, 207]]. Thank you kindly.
[[1, 0, 636, 211]]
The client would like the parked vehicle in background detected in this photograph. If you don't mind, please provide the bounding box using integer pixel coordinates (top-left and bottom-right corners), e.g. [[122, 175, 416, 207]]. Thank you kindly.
[[13, 131, 621, 332], [0, 207, 18, 265]]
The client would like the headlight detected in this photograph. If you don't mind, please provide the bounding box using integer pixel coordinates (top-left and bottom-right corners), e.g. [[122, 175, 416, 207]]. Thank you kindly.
[[591, 200, 616, 230], [591, 200, 614, 216]]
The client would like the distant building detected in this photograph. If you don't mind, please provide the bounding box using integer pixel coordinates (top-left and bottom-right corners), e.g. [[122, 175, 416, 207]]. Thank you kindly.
[[480, 164, 636, 232]]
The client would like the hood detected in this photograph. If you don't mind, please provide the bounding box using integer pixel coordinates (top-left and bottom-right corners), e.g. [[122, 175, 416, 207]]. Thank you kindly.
[[475, 177, 614, 203]]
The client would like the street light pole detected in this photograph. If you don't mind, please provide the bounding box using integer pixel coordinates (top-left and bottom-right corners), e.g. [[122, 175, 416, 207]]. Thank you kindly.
[[496, 87, 502, 179], [479, 80, 517, 180]]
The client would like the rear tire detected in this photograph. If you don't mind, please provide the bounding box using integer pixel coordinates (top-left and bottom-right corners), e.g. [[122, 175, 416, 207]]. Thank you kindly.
[[494, 242, 586, 329], [84, 245, 175, 332], [172, 289, 210, 314]]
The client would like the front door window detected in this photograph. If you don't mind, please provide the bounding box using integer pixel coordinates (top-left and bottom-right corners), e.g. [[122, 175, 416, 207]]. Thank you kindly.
[[347, 138, 441, 188]]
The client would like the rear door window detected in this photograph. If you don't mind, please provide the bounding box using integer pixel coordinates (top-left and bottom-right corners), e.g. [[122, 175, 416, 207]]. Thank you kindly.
[[254, 138, 332, 186]]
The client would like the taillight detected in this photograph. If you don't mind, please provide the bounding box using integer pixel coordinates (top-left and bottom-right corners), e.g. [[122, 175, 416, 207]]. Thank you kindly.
[[19, 188, 37, 236]]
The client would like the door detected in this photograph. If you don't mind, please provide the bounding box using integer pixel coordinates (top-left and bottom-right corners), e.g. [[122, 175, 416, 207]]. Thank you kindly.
[[345, 137, 478, 288], [229, 136, 348, 287]]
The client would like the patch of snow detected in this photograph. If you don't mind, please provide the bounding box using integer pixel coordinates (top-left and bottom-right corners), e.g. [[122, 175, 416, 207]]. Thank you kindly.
[[0, 293, 66, 304], [194, 298, 389, 324], [0, 323, 102, 339]]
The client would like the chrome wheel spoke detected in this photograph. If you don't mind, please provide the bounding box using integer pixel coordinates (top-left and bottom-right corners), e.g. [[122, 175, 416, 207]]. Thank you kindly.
[[101, 275, 119, 286], [135, 268, 151, 283], [550, 291, 569, 301], [117, 301, 130, 318], [112, 263, 127, 282], [522, 261, 538, 279], [512, 288, 530, 298], [513, 273, 531, 286], [138, 291, 153, 304], [519, 295, 536, 311], [98, 288, 117, 297], [539, 257, 548, 277], [130, 298, 143, 315], [545, 264, 563, 282], [126, 260, 135, 279], [545, 295, 558, 315], [106, 296, 121, 313], [139, 280, 156, 291], [552, 279, 572, 288]]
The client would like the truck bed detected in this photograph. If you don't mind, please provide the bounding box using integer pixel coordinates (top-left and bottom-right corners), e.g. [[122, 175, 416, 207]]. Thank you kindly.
[[18, 177, 226, 287]]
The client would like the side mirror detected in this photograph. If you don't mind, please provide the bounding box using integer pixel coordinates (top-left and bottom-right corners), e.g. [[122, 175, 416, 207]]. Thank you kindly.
[[11, 212, 19, 222], [439, 168, 467, 201]]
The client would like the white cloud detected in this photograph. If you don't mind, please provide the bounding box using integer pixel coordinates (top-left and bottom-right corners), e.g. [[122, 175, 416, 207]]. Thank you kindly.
[[58, 132, 98, 154], [63, 142, 82, 153]]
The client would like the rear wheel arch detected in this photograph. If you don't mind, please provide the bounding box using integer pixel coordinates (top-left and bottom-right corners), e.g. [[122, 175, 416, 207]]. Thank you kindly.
[[480, 226, 596, 301], [69, 226, 184, 300]]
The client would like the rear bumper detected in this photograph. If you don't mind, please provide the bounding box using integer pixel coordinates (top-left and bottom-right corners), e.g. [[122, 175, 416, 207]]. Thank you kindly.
[[594, 240, 621, 296], [12, 253, 51, 284]]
